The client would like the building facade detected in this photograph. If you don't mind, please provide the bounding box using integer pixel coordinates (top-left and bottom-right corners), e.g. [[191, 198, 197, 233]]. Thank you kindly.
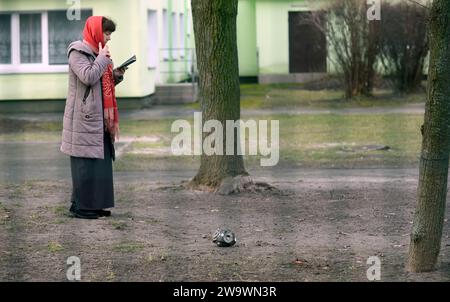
[[237, 0, 330, 83], [1, 0, 377, 108], [0, 0, 193, 107]]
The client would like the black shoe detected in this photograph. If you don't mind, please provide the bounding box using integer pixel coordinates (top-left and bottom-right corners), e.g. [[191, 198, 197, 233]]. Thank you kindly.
[[69, 206, 99, 219], [94, 209, 111, 217]]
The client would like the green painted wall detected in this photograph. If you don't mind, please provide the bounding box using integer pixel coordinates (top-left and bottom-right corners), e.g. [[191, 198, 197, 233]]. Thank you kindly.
[[152, 0, 192, 84], [254, 0, 310, 75], [237, 0, 258, 77], [4, 0, 413, 100], [0, 0, 152, 100], [0, 73, 67, 100], [0, 0, 192, 101]]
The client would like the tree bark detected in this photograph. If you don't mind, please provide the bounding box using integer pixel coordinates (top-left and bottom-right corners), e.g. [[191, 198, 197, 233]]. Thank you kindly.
[[407, 0, 450, 272], [190, 0, 247, 189]]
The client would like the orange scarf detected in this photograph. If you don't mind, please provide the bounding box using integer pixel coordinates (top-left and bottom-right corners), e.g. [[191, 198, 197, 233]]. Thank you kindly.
[[82, 16, 119, 142]]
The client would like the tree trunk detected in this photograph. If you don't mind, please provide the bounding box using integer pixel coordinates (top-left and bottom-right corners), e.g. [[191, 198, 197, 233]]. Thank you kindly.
[[407, 0, 450, 272], [363, 20, 380, 95], [190, 0, 247, 189]]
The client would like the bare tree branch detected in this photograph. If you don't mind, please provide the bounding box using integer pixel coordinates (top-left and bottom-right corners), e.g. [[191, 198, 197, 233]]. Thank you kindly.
[[379, 1, 428, 92], [406, 0, 429, 9]]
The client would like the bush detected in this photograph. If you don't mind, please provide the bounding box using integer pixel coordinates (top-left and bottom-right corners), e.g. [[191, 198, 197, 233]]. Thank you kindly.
[[379, 2, 428, 93]]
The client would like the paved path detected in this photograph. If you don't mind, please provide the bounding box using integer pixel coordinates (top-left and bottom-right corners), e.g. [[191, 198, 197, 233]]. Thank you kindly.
[[0, 103, 425, 122], [0, 140, 421, 184]]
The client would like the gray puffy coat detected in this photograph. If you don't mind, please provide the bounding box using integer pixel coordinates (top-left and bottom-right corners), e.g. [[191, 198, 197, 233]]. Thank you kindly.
[[60, 41, 122, 159]]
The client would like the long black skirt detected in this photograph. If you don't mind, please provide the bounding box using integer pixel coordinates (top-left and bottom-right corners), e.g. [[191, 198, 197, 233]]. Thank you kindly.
[[70, 131, 115, 210]]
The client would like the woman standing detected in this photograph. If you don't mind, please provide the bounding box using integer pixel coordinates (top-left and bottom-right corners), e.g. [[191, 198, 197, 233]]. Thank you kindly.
[[60, 16, 126, 219]]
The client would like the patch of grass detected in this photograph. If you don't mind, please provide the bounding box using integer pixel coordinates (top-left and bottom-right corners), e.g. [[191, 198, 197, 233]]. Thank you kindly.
[[110, 220, 128, 230], [0, 118, 62, 142], [53, 218, 67, 224], [114, 113, 423, 170], [53, 205, 68, 217], [106, 271, 116, 281], [143, 253, 155, 264], [145, 217, 160, 225], [131, 140, 168, 149], [0, 132, 60, 142], [182, 102, 200, 110], [0, 85, 426, 169], [270, 113, 423, 167], [123, 211, 134, 218], [241, 83, 306, 96], [241, 89, 342, 109], [141, 251, 170, 267], [48, 241, 64, 253], [119, 119, 175, 137], [122, 183, 150, 193], [114, 153, 199, 171], [29, 213, 43, 221], [113, 241, 145, 253], [0, 202, 11, 225], [240, 88, 425, 110], [0, 118, 60, 134], [6, 185, 25, 199]]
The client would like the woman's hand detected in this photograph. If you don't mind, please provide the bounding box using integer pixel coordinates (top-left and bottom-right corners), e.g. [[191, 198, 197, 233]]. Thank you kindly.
[[116, 67, 127, 75], [98, 42, 111, 57]]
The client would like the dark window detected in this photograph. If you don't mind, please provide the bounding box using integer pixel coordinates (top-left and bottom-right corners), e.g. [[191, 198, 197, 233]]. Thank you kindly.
[[0, 14, 11, 64], [20, 13, 42, 63], [289, 11, 327, 73], [48, 10, 92, 65]]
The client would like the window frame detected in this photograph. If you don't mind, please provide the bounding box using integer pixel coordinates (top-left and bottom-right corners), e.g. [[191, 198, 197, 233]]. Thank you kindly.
[[179, 13, 185, 59], [171, 12, 178, 61], [147, 9, 159, 69], [0, 11, 73, 74], [162, 9, 169, 61]]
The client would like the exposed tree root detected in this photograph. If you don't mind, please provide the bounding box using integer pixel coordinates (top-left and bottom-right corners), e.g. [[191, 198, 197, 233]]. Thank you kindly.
[[185, 175, 280, 195]]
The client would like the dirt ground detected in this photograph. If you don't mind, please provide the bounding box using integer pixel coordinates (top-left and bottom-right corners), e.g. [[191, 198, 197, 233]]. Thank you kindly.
[[1, 169, 449, 282]]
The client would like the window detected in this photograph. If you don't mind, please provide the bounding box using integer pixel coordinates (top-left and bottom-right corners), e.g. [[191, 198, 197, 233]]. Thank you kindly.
[[0, 10, 92, 73], [20, 13, 42, 64], [171, 12, 178, 60], [48, 10, 91, 65], [0, 14, 12, 64], [147, 10, 158, 68], [162, 9, 169, 61], [179, 13, 185, 58], [289, 11, 327, 73]]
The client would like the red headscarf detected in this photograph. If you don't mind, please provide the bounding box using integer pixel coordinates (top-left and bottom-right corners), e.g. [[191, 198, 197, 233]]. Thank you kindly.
[[82, 16, 119, 143]]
